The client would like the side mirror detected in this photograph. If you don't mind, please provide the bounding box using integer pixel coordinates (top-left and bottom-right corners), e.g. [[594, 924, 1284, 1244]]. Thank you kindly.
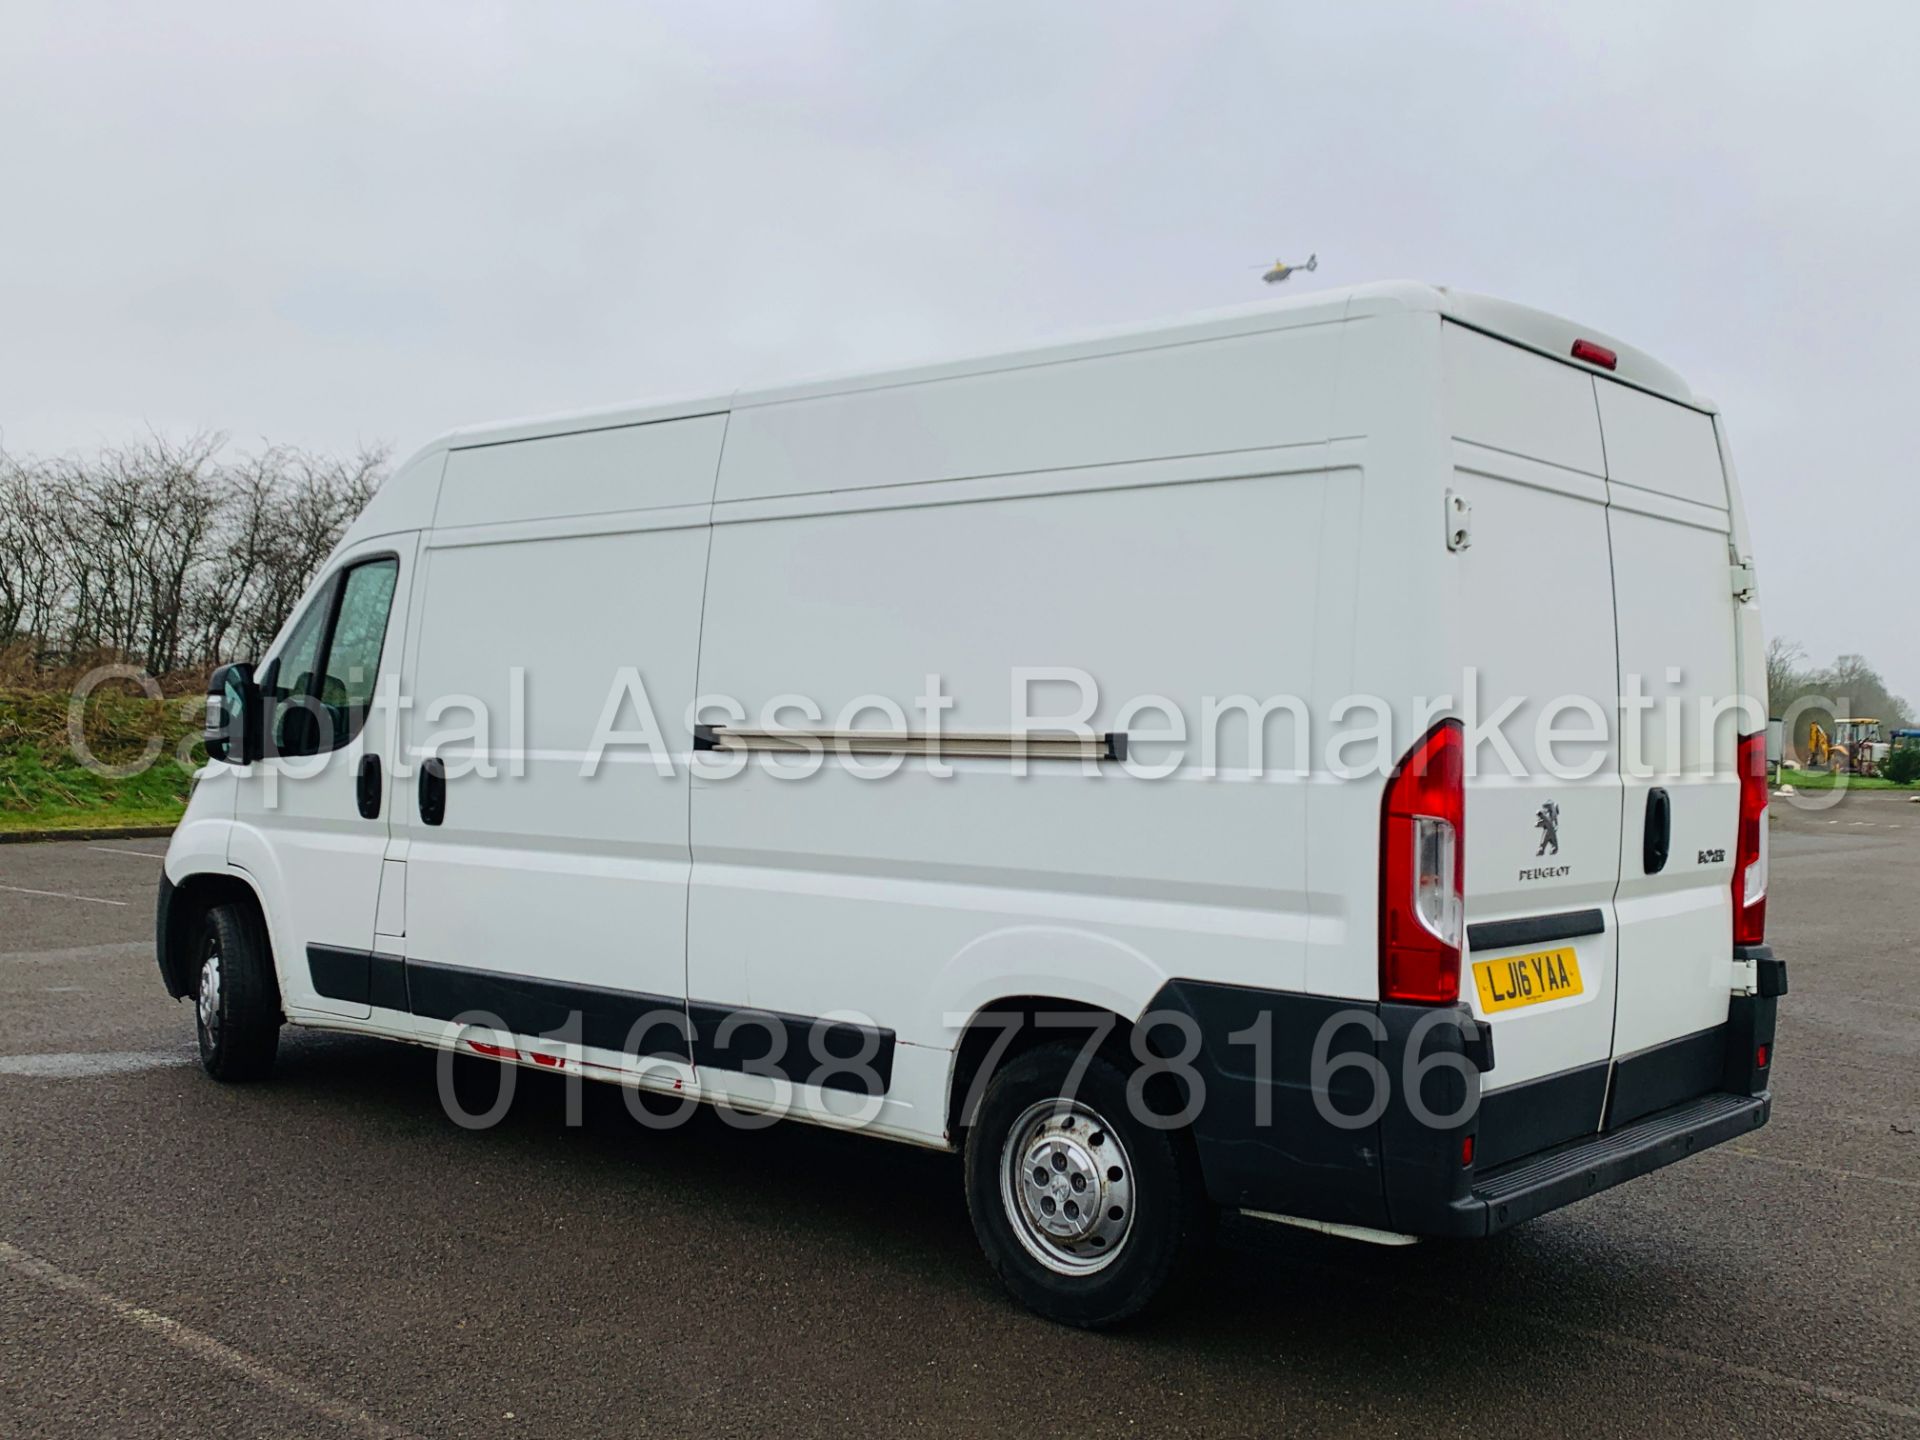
[[204, 662, 260, 764]]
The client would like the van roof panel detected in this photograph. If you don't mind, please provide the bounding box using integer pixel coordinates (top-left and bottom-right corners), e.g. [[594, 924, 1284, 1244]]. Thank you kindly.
[[418, 281, 1697, 458]]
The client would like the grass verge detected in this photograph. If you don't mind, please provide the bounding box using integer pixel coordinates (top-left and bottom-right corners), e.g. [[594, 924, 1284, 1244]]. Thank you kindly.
[[1774, 766, 1918, 792], [0, 688, 199, 833]]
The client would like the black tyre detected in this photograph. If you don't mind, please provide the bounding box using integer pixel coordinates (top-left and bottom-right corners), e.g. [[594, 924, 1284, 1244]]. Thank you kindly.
[[964, 1041, 1206, 1328], [193, 901, 281, 1081]]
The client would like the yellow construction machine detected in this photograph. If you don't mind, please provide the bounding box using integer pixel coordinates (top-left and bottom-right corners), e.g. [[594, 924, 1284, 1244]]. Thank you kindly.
[[1806, 717, 1886, 775]]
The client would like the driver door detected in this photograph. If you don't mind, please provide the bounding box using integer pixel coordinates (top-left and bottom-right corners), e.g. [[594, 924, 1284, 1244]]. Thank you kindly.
[[229, 537, 415, 1020]]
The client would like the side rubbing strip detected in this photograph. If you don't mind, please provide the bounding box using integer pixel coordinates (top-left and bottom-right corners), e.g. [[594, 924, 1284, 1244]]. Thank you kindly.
[[693, 724, 1127, 762], [299, 947, 894, 1095], [686, 1001, 896, 1097], [367, 953, 410, 1013], [307, 945, 372, 1005], [404, 959, 693, 1063], [307, 946, 409, 1010], [1467, 908, 1606, 953]]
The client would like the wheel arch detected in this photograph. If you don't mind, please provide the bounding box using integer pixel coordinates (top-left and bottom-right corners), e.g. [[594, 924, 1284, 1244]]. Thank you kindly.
[[945, 995, 1164, 1144], [158, 868, 272, 1000]]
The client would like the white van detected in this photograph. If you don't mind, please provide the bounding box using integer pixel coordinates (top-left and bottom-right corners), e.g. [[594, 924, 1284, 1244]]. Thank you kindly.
[[157, 282, 1785, 1327]]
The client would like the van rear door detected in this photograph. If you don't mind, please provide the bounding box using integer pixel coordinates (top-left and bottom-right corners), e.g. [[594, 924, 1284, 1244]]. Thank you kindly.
[[1444, 325, 1623, 1164], [1595, 381, 1742, 1124]]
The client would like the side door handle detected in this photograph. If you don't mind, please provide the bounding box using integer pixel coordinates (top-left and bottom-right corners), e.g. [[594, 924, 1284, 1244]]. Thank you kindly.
[[1643, 787, 1671, 874], [356, 754, 382, 820], [418, 757, 447, 827]]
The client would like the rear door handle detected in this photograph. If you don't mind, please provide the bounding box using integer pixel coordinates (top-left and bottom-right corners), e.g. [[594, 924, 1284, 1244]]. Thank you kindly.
[[356, 754, 382, 820], [1643, 787, 1671, 874], [418, 757, 447, 827]]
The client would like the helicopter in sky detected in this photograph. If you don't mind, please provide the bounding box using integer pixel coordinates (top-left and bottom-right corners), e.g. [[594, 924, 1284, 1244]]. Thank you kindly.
[[1257, 253, 1317, 284]]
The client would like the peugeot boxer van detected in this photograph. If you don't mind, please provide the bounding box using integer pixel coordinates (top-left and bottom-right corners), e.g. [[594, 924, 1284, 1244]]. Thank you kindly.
[[157, 283, 1785, 1327]]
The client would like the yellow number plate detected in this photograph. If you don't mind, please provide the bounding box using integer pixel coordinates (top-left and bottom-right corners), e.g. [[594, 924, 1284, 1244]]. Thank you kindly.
[[1472, 946, 1584, 1013]]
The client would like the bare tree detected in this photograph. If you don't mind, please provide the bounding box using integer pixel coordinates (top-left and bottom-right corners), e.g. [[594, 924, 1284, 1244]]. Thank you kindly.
[[0, 434, 386, 680], [1766, 637, 1915, 759], [1821, 653, 1910, 728], [1765, 637, 1807, 713], [0, 459, 65, 651]]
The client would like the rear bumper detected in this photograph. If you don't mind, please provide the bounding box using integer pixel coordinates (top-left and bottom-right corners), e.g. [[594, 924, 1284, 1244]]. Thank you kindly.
[[1468, 1089, 1768, 1234], [1147, 949, 1783, 1239]]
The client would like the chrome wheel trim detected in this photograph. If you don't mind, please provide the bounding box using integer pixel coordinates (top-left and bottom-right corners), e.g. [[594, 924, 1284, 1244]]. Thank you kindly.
[[999, 1097, 1136, 1276], [197, 939, 223, 1044]]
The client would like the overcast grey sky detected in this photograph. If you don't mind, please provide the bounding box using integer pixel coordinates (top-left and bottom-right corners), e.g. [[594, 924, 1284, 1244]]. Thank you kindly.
[[3, 2, 1915, 697]]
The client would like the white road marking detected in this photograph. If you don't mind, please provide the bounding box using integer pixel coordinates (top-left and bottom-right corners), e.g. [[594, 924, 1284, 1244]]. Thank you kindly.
[[0, 1241, 418, 1439], [0, 883, 126, 907], [0, 941, 150, 965], [0, 1050, 192, 1078], [1551, 1319, 1920, 1423], [1720, 1145, 1920, 1191], [1274, 1248, 1920, 1423], [87, 846, 165, 860]]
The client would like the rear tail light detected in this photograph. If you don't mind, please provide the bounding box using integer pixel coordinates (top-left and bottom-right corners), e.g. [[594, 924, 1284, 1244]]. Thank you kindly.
[[1733, 730, 1768, 946], [1381, 720, 1465, 1004]]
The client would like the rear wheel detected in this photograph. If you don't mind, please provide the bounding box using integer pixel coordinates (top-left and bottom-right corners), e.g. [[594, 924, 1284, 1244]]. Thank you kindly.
[[964, 1042, 1205, 1328], [194, 901, 281, 1081]]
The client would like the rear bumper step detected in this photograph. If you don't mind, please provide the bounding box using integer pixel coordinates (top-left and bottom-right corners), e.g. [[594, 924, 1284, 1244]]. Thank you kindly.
[[1472, 1089, 1769, 1234], [1143, 978, 1780, 1240]]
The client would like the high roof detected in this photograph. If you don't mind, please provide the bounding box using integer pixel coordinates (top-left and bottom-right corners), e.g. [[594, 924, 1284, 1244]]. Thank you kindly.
[[419, 280, 1698, 459]]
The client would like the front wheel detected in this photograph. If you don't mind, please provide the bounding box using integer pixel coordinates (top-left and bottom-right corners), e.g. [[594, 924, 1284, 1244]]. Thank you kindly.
[[194, 901, 281, 1082], [964, 1042, 1206, 1328]]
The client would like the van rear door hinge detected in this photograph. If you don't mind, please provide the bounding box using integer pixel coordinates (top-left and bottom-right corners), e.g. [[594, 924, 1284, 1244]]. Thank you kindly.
[[1445, 489, 1472, 552], [1729, 562, 1757, 602]]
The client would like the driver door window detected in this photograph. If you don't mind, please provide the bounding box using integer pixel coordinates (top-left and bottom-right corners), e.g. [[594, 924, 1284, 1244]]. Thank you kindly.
[[315, 559, 400, 740], [266, 557, 401, 757]]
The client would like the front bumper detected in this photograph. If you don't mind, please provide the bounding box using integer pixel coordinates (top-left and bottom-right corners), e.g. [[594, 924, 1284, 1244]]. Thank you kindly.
[[1146, 947, 1784, 1238], [155, 873, 186, 998]]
